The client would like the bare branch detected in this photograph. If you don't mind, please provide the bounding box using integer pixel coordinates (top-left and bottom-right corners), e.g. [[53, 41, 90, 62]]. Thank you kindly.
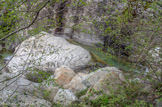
[[0, 0, 50, 41]]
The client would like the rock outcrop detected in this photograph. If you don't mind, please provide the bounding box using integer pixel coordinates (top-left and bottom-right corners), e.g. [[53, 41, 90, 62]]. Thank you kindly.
[[63, 0, 125, 46], [16, 0, 126, 46]]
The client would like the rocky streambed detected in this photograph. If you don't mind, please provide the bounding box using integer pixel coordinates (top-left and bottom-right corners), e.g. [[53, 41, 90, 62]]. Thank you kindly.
[[0, 32, 158, 106]]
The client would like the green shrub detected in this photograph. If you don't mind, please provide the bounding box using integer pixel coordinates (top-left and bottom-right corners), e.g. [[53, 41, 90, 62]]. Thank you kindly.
[[76, 89, 88, 98], [26, 69, 51, 83], [78, 81, 154, 107]]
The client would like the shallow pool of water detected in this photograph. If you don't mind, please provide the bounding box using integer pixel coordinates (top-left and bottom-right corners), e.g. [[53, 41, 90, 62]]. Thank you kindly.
[[0, 50, 13, 70]]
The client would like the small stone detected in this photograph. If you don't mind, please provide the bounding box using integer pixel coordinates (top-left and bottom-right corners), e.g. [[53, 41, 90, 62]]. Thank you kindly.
[[53, 89, 77, 105]]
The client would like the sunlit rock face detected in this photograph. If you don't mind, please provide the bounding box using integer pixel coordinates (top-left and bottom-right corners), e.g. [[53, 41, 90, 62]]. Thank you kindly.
[[63, 0, 125, 46], [7, 32, 91, 73], [16, 0, 127, 46]]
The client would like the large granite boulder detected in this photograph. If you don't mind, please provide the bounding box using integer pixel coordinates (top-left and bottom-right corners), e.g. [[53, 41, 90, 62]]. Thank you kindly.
[[7, 32, 91, 73]]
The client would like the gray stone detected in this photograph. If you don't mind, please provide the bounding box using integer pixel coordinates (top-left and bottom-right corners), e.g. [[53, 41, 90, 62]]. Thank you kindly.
[[53, 89, 77, 105]]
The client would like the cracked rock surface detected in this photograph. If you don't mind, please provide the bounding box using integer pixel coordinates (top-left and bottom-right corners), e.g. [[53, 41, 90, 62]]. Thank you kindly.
[[0, 72, 51, 107], [7, 32, 91, 73]]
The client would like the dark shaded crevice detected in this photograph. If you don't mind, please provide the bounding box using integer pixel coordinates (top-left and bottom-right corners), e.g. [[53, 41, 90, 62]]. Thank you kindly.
[[55, 0, 69, 34], [70, 2, 85, 39]]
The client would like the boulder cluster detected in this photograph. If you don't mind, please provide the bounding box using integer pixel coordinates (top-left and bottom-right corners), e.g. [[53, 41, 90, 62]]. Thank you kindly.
[[0, 32, 126, 106]]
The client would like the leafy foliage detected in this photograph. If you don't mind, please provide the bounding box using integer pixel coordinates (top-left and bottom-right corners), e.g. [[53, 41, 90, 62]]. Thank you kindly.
[[26, 69, 52, 83], [71, 81, 154, 107]]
